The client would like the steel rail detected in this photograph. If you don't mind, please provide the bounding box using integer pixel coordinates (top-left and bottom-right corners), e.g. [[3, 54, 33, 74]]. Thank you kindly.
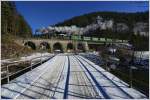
[[75, 56, 111, 99], [78, 55, 134, 99], [51, 56, 67, 98], [72, 56, 102, 99], [63, 56, 70, 99]]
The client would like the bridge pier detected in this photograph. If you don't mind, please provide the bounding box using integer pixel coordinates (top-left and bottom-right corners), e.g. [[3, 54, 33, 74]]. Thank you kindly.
[[84, 42, 89, 52]]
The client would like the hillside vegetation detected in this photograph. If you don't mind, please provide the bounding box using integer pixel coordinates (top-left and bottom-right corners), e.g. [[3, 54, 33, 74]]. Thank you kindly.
[[56, 11, 148, 28], [1, 33, 34, 59], [55, 11, 149, 51], [1, 1, 32, 38], [1, 1, 33, 59]]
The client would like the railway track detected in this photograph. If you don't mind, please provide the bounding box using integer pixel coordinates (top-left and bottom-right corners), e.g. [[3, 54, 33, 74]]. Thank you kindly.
[[68, 56, 101, 99], [75, 55, 132, 99], [1, 54, 147, 99], [16, 56, 67, 99]]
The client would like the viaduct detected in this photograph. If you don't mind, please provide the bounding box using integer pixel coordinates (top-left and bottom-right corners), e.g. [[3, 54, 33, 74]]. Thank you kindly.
[[15, 39, 89, 52], [15, 38, 128, 53]]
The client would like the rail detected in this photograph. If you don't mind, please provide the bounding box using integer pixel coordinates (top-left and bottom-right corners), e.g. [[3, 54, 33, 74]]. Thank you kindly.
[[80, 54, 148, 96], [1, 55, 54, 84]]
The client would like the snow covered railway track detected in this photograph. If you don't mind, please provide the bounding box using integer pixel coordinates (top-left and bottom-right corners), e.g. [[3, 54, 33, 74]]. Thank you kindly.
[[78, 56, 133, 98], [75, 55, 147, 99], [1, 55, 66, 99], [15, 56, 67, 99], [74, 56, 111, 99], [1, 54, 147, 99], [67, 56, 102, 99]]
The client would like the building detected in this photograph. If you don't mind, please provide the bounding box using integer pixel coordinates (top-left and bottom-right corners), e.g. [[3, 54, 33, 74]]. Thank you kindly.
[[133, 22, 149, 37], [116, 23, 129, 32]]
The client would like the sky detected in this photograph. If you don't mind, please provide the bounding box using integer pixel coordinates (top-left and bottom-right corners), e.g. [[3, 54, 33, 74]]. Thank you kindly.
[[15, 1, 149, 33]]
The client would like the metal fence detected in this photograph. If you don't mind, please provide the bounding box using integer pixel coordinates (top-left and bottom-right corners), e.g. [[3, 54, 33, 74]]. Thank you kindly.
[[1, 55, 54, 84]]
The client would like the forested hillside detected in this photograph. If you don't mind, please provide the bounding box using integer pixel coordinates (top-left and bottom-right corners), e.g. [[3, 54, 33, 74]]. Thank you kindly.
[[1, 1, 32, 39], [56, 11, 148, 28]]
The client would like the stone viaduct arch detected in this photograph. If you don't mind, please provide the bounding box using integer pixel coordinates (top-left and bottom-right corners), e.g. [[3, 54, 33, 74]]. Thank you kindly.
[[66, 42, 74, 52], [40, 42, 50, 50], [53, 42, 63, 53], [77, 42, 86, 52], [15, 39, 89, 53], [24, 41, 36, 50]]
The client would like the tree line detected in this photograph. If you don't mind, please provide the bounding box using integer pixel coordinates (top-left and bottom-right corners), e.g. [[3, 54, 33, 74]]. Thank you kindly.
[[1, 1, 32, 38], [55, 11, 148, 28]]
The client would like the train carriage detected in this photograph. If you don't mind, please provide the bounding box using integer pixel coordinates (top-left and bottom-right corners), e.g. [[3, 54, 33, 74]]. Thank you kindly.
[[83, 37, 91, 41], [71, 35, 82, 40], [106, 38, 113, 42], [92, 37, 99, 41], [99, 38, 106, 42]]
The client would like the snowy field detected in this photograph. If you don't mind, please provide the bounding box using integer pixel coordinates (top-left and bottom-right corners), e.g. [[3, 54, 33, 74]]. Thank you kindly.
[[1, 54, 147, 99]]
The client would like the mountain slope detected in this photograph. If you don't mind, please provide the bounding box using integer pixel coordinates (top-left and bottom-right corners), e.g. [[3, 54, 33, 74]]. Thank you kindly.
[[55, 11, 149, 29]]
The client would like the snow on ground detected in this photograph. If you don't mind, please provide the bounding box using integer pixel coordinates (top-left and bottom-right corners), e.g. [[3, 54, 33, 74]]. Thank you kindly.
[[78, 55, 147, 99], [1, 54, 147, 99], [134, 51, 149, 60], [1, 52, 54, 65]]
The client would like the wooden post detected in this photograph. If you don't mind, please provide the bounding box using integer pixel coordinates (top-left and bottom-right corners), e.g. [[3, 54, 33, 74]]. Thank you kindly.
[[41, 53, 42, 64], [31, 60, 33, 70], [30, 60, 32, 70], [7, 65, 10, 83], [129, 66, 133, 88]]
